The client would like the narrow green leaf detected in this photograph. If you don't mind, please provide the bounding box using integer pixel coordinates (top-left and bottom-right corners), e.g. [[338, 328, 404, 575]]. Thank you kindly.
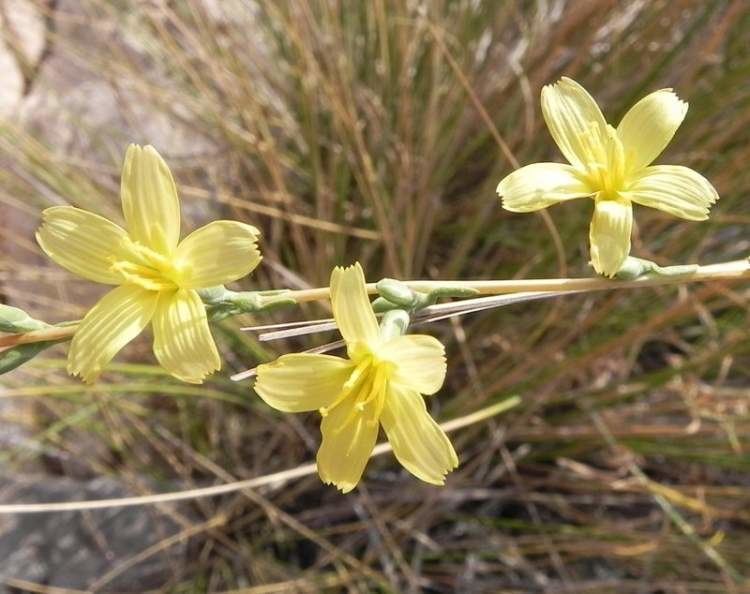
[[0, 340, 61, 375]]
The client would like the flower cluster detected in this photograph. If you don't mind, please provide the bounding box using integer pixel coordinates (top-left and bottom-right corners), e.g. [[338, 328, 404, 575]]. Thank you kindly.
[[35, 145, 458, 492], [29, 77, 720, 492]]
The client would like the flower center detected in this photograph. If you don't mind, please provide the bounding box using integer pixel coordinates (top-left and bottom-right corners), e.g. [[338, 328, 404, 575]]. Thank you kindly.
[[110, 239, 182, 291], [578, 123, 627, 200], [320, 348, 395, 428]]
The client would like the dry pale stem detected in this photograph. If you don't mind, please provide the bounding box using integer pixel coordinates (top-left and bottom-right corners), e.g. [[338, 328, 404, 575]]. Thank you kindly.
[[1, 259, 747, 348]]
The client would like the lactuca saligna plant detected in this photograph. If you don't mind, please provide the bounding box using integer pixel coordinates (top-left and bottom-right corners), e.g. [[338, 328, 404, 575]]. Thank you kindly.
[[1, 77, 743, 492]]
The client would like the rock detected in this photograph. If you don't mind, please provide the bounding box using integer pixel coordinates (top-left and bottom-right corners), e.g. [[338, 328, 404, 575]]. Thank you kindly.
[[0, 475, 191, 592], [0, 37, 24, 117], [0, 0, 46, 117]]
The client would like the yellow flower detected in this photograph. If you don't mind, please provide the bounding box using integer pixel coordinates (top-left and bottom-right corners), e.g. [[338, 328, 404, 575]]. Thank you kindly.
[[36, 144, 261, 383], [254, 263, 458, 492], [497, 77, 719, 276]]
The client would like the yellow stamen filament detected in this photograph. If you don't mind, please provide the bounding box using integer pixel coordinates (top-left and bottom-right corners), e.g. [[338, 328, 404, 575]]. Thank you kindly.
[[319, 353, 392, 432], [320, 358, 371, 417], [108, 239, 181, 291]]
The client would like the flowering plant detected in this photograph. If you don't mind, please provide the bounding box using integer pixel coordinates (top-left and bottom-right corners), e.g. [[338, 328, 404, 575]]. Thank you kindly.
[[0, 79, 742, 493]]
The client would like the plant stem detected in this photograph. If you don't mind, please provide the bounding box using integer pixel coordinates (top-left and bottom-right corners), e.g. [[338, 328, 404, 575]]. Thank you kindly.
[[0, 325, 77, 349], [0, 396, 521, 514], [2, 259, 748, 349], [286, 258, 750, 302]]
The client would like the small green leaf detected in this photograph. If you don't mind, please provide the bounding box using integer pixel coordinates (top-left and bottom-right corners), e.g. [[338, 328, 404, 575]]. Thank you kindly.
[[204, 289, 297, 321], [379, 309, 410, 340], [197, 285, 230, 304], [615, 257, 699, 280], [0, 304, 50, 334], [375, 280, 479, 313], [0, 340, 61, 375], [614, 257, 656, 280]]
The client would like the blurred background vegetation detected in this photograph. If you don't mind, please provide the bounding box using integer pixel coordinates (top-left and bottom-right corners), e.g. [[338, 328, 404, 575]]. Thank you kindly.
[[0, 0, 749, 592]]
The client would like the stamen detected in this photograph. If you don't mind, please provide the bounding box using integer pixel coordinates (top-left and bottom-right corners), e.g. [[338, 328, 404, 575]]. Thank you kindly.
[[372, 376, 388, 422], [577, 122, 626, 198], [110, 261, 174, 291], [356, 365, 386, 411], [108, 238, 181, 290], [125, 239, 173, 269], [337, 363, 389, 431], [320, 357, 371, 416]]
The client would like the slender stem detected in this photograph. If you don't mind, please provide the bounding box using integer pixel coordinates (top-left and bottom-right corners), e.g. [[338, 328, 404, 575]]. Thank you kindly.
[[2, 259, 748, 349], [286, 258, 750, 302], [0, 325, 77, 349], [0, 396, 521, 514]]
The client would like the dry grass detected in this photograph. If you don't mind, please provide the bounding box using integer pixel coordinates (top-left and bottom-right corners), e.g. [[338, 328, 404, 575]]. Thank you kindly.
[[1, 0, 750, 591]]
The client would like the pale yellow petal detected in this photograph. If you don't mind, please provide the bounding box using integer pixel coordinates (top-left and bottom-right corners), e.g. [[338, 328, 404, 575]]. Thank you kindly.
[[68, 285, 158, 383], [152, 289, 220, 383], [617, 90, 688, 172], [589, 199, 633, 277], [382, 334, 447, 395], [317, 397, 379, 493], [255, 354, 353, 412], [175, 221, 262, 289], [381, 385, 458, 485], [35, 206, 135, 284], [621, 165, 718, 221], [541, 77, 608, 169], [497, 163, 592, 212], [121, 144, 181, 254], [330, 262, 379, 346]]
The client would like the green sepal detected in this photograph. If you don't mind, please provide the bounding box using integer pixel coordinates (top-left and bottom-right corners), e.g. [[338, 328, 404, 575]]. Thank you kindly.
[[614, 257, 699, 281], [379, 309, 410, 341], [195, 285, 227, 303], [0, 304, 50, 334], [199, 286, 297, 322], [0, 340, 62, 375], [373, 278, 479, 313]]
